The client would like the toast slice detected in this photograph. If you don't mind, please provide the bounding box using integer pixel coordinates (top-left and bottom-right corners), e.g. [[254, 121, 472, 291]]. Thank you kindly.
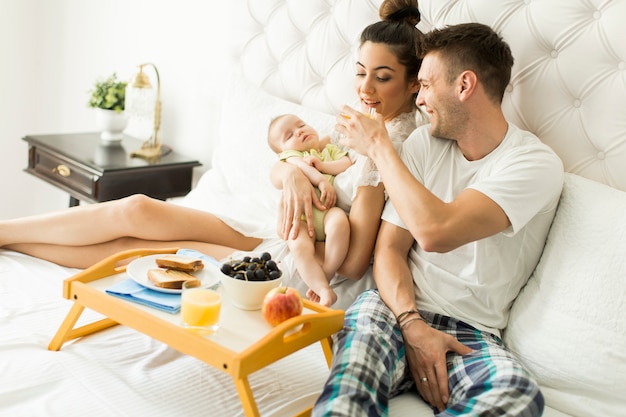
[[155, 255, 204, 272], [147, 268, 200, 289]]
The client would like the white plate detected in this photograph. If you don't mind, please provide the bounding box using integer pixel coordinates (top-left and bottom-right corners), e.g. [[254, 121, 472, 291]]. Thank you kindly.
[[126, 254, 219, 294]]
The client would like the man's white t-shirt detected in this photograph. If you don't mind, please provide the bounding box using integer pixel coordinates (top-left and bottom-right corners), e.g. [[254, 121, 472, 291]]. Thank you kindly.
[[381, 123, 564, 335]]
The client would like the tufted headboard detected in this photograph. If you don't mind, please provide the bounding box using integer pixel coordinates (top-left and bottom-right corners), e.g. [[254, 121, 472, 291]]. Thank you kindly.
[[233, 0, 626, 192]]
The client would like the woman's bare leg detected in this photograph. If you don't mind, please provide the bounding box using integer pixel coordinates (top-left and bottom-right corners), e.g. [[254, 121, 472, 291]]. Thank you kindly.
[[6, 237, 241, 269], [0, 195, 260, 250]]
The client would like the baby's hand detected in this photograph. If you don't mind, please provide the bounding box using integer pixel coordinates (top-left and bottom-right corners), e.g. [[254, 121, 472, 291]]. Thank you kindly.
[[303, 154, 322, 168], [317, 179, 337, 209]]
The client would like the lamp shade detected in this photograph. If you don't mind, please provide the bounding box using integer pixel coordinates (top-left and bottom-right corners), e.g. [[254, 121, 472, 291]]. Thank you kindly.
[[125, 63, 162, 159], [125, 82, 157, 139]]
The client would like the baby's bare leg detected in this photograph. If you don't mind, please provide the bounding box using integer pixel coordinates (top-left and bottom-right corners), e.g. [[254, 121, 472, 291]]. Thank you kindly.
[[287, 222, 337, 307], [321, 207, 350, 280]]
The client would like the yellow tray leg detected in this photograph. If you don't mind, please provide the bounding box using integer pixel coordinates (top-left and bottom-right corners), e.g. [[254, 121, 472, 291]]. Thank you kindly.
[[233, 376, 260, 417], [320, 336, 334, 368], [48, 303, 118, 351]]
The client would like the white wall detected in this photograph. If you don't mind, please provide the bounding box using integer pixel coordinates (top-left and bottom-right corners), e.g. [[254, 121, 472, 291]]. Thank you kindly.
[[0, 0, 234, 219]]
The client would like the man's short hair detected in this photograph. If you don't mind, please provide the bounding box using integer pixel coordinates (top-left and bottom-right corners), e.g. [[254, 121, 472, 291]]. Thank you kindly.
[[421, 22, 514, 103]]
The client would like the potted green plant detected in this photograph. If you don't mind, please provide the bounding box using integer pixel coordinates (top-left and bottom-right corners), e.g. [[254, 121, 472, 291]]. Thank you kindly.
[[88, 73, 129, 143], [88, 73, 127, 112]]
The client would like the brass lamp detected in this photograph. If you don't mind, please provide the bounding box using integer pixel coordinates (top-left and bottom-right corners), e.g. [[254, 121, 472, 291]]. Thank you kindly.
[[126, 63, 162, 159]]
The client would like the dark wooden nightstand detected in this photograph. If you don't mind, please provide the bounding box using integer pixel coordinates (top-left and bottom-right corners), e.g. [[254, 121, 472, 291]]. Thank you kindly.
[[23, 132, 202, 207]]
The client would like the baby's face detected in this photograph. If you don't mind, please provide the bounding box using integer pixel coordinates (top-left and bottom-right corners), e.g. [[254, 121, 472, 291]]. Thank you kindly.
[[271, 115, 320, 152]]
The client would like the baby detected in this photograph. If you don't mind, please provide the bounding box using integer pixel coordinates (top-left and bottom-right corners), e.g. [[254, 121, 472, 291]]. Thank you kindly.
[[268, 114, 353, 306]]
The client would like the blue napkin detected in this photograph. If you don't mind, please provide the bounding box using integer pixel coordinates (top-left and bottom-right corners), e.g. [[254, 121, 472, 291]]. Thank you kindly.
[[105, 250, 221, 313], [106, 279, 181, 314], [176, 249, 221, 267]]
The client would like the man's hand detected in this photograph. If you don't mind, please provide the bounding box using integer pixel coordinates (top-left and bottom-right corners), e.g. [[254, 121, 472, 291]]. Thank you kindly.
[[401, 320, 472, 412], [336, 105, 388, 157]]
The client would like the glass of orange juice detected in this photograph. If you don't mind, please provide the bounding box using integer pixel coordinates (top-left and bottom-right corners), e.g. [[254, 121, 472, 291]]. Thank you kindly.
[[181, 281, 221, 334]]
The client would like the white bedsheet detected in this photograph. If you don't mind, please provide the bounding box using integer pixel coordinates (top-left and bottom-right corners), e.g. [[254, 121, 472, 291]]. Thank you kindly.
[[0, 250, 330, 417]]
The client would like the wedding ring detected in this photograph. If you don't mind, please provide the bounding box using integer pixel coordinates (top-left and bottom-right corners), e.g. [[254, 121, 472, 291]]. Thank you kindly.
[[421, 377, 428, 383]]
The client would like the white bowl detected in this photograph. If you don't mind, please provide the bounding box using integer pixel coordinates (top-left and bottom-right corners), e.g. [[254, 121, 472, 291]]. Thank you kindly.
[[219, 272, 281, 310]]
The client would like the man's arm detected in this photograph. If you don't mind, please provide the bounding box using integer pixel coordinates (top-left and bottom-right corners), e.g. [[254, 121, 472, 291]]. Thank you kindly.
[[374, 220, 472, 412], [337, 107, 509, 253], [373, 220, 417, 315]]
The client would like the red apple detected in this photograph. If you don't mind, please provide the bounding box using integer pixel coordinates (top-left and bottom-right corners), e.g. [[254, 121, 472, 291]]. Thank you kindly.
[[262, 287, 303, 326]]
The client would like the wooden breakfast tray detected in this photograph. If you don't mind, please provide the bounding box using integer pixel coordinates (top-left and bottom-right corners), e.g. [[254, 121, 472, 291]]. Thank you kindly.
[[48, 248, 344, 417]]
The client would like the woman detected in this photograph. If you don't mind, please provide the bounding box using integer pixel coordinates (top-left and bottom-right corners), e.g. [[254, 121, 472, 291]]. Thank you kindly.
[[1, 0, 426, 281], [272, 0, 426, 284]]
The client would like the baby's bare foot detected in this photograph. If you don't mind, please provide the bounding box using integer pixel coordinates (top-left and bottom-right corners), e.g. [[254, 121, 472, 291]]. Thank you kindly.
[[306, 288, 321, 303], [306, 287, 338, 307], [317, 287, 337, 307]]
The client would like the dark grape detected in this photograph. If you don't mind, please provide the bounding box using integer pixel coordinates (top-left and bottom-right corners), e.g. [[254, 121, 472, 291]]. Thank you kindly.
[[220, 252, 282, 281], [269, 270, 281, 280], [255, 269, 266, 280], [220, 263, 232, 275]]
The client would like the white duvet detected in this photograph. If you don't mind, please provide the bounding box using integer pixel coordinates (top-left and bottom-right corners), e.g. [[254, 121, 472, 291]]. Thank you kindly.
[[0, 250, 332, 417]]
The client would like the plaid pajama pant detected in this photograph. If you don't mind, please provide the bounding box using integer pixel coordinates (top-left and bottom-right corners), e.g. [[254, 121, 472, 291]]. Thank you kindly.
[[312, 290, 544, 417]]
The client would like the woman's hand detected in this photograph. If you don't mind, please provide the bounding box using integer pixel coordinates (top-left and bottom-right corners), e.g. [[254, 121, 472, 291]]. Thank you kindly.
[[275, 163, 325, 240], [336, 105, 389, 157], [401, 320, 473, 412]]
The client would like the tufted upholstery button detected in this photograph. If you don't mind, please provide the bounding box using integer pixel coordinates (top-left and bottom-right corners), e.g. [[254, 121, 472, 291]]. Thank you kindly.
[[550, 50, 558, 58], [619, 62, 626, 71], [573, 99, 581, 108], [597, 152, 606, 160], [506, 84, 513, 93], [593, 11, 601, 19]]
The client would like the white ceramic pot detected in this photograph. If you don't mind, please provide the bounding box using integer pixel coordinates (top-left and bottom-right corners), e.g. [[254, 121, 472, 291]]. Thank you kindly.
[[96, 108, 129, 143]]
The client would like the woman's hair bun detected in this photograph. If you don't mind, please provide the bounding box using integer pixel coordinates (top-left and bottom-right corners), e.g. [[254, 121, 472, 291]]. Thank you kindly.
[[379, 0, 421, 27]]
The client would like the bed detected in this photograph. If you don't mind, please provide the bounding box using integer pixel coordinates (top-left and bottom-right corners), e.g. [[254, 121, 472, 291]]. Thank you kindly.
[[2, 0, 625, 416]]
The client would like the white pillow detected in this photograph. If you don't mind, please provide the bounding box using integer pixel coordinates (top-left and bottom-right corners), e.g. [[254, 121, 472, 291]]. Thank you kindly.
[[503, 173, 626, 417], [180, 73, 336, 238]]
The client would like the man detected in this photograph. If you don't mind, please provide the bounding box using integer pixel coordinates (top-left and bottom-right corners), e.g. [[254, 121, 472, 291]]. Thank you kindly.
[[313, 23, 564, 416]]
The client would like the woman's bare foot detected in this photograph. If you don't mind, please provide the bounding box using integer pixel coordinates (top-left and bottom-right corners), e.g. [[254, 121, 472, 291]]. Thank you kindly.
[[306, 287, 337, 307]]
